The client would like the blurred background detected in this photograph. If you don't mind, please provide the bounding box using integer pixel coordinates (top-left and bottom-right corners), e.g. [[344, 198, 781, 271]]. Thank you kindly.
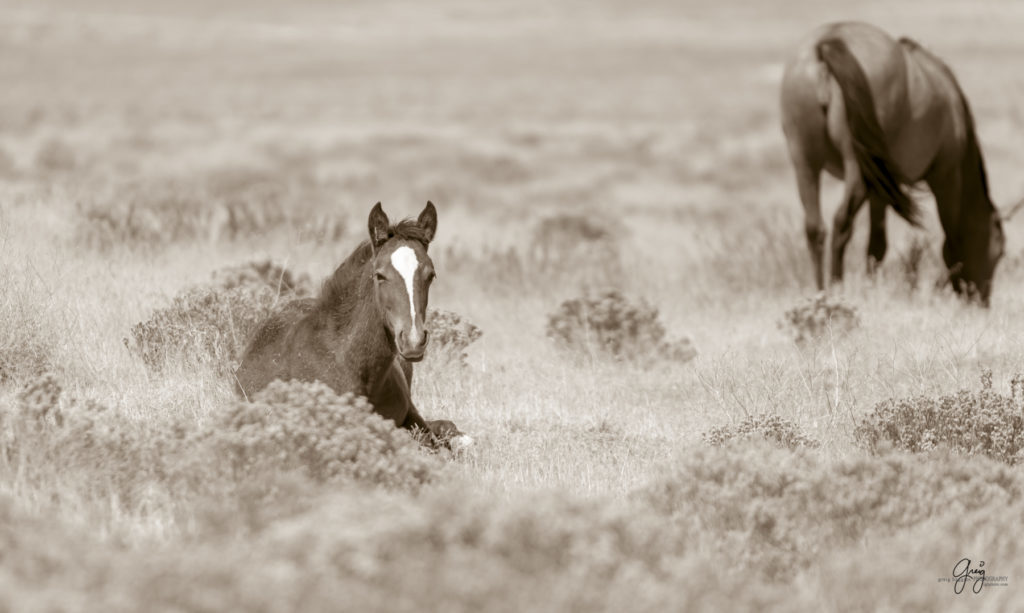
[[4, 0, 1021, 257]]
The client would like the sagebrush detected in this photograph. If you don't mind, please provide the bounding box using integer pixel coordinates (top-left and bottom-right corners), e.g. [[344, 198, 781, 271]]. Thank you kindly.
[[75, 167, 344, 250], [125, 260, 309, 375], [702, 413, 819, 450], [546, 290, 696, 363], [202, 379, 441, 491], [1, 374, 440, 539], [3, 440, 1022, 612], [212, 259, 315, 297], [855, 370, 1024, 465], [779, 292, 859, 344], [0, 277, 56, 385], [423, 309, 483, 369]]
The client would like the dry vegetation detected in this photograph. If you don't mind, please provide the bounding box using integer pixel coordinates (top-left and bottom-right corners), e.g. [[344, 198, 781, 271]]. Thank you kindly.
[[2, 0, 1024, 610]]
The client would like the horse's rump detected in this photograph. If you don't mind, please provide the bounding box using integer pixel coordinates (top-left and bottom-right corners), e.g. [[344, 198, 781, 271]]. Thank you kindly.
[[816, 36, 919, 225]]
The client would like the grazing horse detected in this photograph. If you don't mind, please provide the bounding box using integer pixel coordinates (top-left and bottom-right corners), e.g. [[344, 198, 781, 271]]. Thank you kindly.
[[780, 21, 1005, 304], [234, 202, 470, 449]]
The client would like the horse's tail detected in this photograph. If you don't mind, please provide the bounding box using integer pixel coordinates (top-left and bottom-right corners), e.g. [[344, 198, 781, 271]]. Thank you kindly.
[[817, 37, 920, 226]]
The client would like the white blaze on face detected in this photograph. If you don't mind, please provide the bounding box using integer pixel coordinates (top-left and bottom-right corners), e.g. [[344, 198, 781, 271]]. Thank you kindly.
[[390, 245, 420, 340]]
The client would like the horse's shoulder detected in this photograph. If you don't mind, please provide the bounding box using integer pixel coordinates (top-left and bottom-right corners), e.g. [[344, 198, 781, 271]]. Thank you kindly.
[[898, 37, 966, 123]]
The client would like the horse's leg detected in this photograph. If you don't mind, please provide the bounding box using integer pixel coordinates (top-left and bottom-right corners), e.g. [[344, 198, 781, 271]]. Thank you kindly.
[[786, 148, 826, 290], [380, 358, 466, 448], [397, 405, 434, 440], [925, 163, 965, 294], [866, 196, 888, 274], [400, 409, 467, 449], [830, 161, 868, 283], [392, 356, 467, 446], [370, 363, 437, 445]]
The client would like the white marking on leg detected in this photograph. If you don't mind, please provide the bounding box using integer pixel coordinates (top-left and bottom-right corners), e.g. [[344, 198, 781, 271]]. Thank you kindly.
[[450, 434, 475, 452], [390, 246, 420, 340]]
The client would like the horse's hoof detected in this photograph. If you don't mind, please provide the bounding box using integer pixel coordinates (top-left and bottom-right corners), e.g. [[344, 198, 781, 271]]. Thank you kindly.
[[449, 434, 475, 453]]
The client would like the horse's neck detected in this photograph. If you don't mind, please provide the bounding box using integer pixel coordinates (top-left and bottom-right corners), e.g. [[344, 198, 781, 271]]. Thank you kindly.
[[322, 267, 396, 393]]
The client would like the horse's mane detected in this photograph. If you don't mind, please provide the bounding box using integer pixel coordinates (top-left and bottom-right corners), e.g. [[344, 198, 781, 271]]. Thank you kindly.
[[900, 37, 995, 217], [317, 218, 430, 322]]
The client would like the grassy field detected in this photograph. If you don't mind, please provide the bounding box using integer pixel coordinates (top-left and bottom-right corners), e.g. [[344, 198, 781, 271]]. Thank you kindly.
[[2, 0, 1024, 610]]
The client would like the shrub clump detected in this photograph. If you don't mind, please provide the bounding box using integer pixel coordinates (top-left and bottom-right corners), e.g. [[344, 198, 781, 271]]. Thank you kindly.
[[546, 290, 696, 363], [1, 375, 440, 539], [211, 259, 315, 297], [0, 281, 56, 385], [643, 440, 1024, 581], [75, 167, 341, 250], [126, 260, 308, 375], [423, 309, 482, 368], [201, 380, 440, 491], [702, 413, 819, 450], [2, 374, 194, 510], [4, 430, 1024, 611], [14, 372, 64, 428], [855, 370, 1024, 465], [126, 284, 282, 375], [779, 292, 859, 344]]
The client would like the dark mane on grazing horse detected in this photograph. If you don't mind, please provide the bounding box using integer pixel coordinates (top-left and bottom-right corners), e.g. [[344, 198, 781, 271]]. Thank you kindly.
[[318, 218, 432, 320], [899, 37, 995, 218]]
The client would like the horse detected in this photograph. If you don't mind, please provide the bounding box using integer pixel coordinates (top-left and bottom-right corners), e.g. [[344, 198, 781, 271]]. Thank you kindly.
[[234, 201, 471, 449], [780, 21, 1006, 305]]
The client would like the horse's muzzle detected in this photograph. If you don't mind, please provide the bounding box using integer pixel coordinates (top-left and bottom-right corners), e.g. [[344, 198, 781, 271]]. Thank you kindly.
[[397, 330, 428, 361], [400, 350, 425, 362]]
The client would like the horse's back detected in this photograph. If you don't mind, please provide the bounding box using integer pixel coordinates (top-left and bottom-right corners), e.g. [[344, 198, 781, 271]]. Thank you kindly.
[[245, 298, 317, 354], [782, 21, 956, 182], [895, 36, 971, 176], [234, 297, 320, 398]]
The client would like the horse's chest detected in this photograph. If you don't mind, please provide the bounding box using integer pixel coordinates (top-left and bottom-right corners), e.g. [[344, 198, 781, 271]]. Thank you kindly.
[[367, 363, 412, 426]]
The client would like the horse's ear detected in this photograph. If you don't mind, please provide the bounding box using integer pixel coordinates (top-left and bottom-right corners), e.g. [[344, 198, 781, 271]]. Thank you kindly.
[[368, 202, 390, 249], [418, 201, 437, 243]]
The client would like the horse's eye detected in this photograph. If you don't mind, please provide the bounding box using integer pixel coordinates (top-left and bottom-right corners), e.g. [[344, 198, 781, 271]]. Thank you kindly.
[[374, 272, 387, 282], [426, 271, 437, 283]]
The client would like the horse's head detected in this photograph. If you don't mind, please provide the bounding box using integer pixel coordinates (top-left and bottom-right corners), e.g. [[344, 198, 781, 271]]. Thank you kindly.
[[953, 207, 1005, 305], [367, 202, 437, 361]]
